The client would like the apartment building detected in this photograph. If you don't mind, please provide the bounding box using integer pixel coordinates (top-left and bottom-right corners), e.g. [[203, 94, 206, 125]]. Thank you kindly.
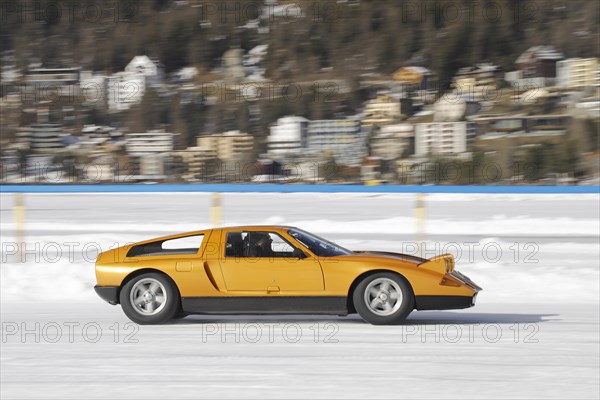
[[267, 116, 309, 158], [306, 118, 366, 166], [556, 58, 599, 88], [414, 122, 476, 157]]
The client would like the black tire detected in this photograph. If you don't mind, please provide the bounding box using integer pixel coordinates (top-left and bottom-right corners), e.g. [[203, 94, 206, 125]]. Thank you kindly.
[[120, 272, 179, 325], [174, 307, 188, 319], [353, 272, 414, 325]]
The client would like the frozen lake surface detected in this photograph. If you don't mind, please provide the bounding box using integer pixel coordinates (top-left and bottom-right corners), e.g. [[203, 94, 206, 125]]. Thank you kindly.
[[1, 192, 599, 398]]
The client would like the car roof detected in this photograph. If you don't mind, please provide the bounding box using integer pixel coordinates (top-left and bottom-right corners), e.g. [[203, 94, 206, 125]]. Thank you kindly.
[[215, 225, 298, 231], [129, 226, 300, 246]]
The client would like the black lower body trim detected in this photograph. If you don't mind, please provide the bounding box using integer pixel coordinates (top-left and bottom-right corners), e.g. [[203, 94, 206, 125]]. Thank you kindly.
[[415, 295, 475, 311], [94, 285, 119, 305], [181, 296, 348, 315]]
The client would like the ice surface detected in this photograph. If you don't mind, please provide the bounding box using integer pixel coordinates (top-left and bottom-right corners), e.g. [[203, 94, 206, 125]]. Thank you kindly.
[[1, 192, 599, 399]]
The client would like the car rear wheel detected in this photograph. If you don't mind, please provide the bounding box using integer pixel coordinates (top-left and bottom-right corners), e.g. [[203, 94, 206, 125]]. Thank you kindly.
[[353, 272, 414, 325], [120, 273, 179, 324]]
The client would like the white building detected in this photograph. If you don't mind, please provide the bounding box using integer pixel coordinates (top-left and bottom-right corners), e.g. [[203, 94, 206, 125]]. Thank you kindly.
[[173, 147, 218, 181], [244, 44, 268, 80], [222, 48, 245, 82], [125, 130, 175, 178], [556, 58, 599, 88], [452, 63, 500, 100], [79, 71, 107, 107], [267, 116, 309, 158], [126, 130, 174, 156], [197, 131, 255, 162], [107, 71, 145, 111], [24, 67, 80, 102], [433, 98, 468, 122], [370, 124, 414, 160], [107, 56, 164, 111], [415, 122, 476, 157], [362, 95, 402, 126], [307, 118, 366, 166], [18, 124, 65, 154], [173, 67, 198, 83], [125, 55, 164, 86]]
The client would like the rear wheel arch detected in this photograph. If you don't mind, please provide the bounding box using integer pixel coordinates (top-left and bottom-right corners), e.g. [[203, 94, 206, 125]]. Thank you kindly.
[[119, 270, 183, 324], [120, 268, 182, 306]]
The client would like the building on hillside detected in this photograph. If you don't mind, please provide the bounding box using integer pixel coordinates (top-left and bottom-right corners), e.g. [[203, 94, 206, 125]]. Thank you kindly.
[[107, 56, 164, 111], [361, 95, 402, 127], [17, 124, 65, 154], [197, 131, 255, 163], [23, 67, 80, 104], [126, 130, 174, 156], [506, 46, 564, 88], [414, 121, 476, 157], [267, 116, 309, 159], [222, 48, 245, 82], [369, 123, 414, 160], [306, 118, 366, 166], [172, 147, 218, 181], [125, 55, 164, 86], [472, 114, 572, 176], [107, 72, 145, 111], [393, 66, 433, 90], [471, 114, 570, 139], [452, 63, 500, 99], [125, 130, 175, 179], [556, 58, 599, 88], [79, 71, 107, 108]]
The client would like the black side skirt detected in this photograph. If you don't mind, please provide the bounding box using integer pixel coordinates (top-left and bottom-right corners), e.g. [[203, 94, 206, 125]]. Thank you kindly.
[[181, 296, 348, 315], [415, 295, 475, 310]]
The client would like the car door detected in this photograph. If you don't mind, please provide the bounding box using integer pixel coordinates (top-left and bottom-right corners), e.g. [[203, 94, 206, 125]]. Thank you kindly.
[[218, 229, 324, 293]]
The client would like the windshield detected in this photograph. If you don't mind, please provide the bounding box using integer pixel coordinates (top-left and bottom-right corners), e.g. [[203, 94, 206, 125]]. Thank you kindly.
[[287, 229, 353, 257]]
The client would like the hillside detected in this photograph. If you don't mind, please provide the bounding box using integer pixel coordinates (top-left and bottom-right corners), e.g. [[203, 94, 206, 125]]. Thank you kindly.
[[2, 0, 598, 83]]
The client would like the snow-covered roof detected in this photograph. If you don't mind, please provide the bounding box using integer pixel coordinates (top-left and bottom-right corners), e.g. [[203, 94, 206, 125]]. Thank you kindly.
[[516, 46, 564, 64], [125, 55, 160, 76], [249, 45, 268, 55], [403, 66, 431, 75], [456, 63, 500, 76], [82, 125, 115, 133], [174, 67, 198, 80], [276, 116, 309, 124]]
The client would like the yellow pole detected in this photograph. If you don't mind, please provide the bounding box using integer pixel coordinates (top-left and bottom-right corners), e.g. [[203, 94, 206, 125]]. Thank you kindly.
[[415, 192, 425, 258], [15, 193, 25, 262], [211, 192, 222, 227]]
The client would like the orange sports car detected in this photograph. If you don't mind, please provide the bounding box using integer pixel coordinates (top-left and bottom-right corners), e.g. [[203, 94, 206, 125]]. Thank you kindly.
[[94, 226, 481, 325]]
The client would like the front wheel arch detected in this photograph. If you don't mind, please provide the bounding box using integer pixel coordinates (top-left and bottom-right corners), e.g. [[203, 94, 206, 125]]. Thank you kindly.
[[347, 269, 415, 314]]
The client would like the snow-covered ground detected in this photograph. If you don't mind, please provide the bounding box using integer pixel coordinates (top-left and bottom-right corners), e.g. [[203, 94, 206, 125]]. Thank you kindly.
[[1, 192, 599, 399]]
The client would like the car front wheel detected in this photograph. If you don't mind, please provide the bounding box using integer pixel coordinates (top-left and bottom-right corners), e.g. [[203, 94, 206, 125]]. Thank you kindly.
[[353, 272, 414, 325], [120, 273, 179, 324]]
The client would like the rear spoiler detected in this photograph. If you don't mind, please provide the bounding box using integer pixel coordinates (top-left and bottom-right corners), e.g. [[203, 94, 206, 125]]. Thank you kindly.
[[418, 254, 455, 275]]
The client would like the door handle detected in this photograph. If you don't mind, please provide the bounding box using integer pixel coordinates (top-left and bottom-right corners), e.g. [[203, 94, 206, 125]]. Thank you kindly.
[[267, 286, 280, 293]]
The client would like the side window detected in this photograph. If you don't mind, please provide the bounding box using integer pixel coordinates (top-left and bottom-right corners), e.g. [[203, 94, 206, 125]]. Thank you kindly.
[[247, 232, 298, 258], [225, 232, 248, 257], [224, 231, 299, 258], [162, 236, 204, 251], [127, 234, 204, 257], [269, 233, 294, 254]]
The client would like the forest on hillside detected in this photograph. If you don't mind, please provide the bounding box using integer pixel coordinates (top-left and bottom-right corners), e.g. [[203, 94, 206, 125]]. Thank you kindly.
[[2, 0, 599, 85], [1, 0, 599, 146]]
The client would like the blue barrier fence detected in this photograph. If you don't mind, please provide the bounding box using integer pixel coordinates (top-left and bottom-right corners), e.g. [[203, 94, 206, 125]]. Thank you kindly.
[[1, 184, 599, 194]]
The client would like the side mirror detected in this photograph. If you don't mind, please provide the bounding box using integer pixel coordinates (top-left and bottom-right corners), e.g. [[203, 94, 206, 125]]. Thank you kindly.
[[292, 248, 306, 259]]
